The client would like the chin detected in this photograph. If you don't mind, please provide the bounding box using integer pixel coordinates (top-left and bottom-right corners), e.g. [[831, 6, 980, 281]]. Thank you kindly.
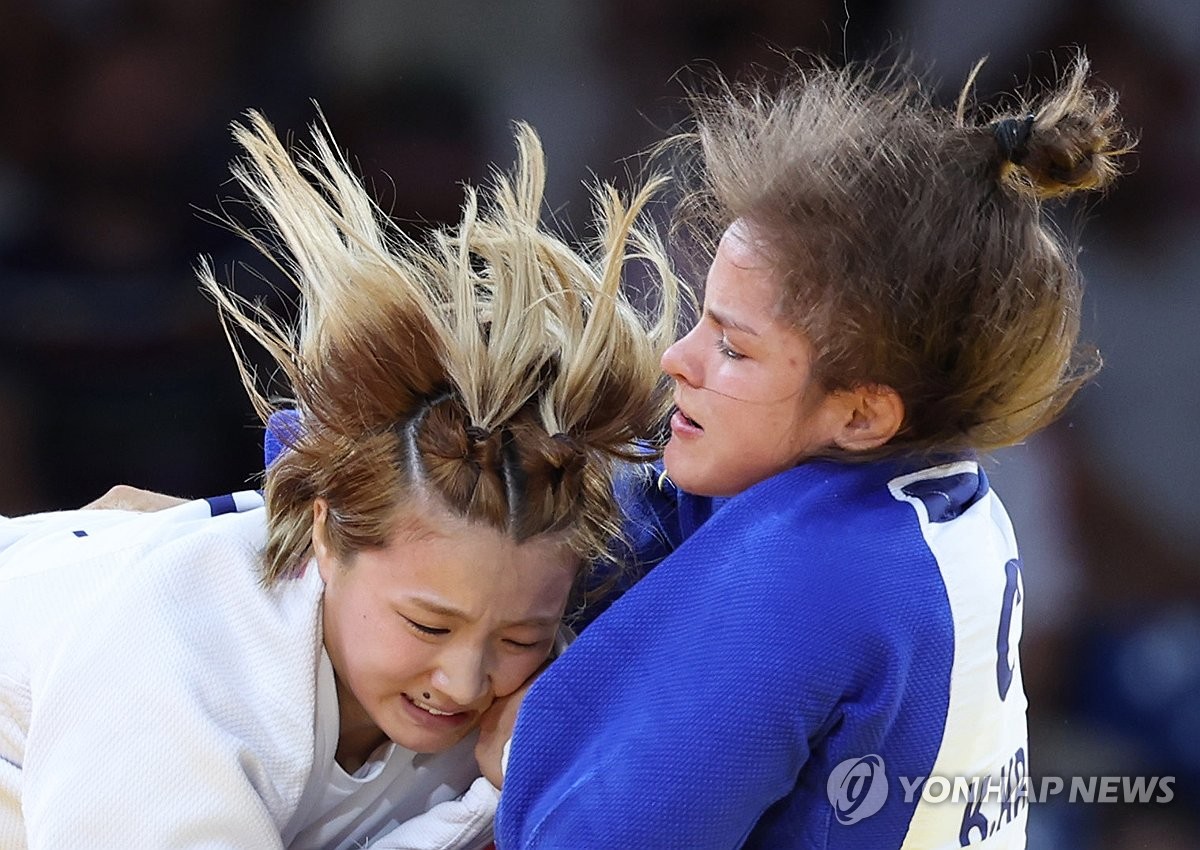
[[665, 456, 767, 499], [663, 458, 720, 498], [392, 725, 472, 755]]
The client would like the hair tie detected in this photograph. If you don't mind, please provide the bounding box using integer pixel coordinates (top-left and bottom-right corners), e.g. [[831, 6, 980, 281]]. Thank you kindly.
[[548, 432, 586, 469], [551, 432, 579, 450], [993, 114, 1036, 165], [465, 425, 492, 445]]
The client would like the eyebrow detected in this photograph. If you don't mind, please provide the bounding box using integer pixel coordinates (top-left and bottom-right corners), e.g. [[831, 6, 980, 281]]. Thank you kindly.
[[706, 306, 762, 336], [408, 597, 561, 629]]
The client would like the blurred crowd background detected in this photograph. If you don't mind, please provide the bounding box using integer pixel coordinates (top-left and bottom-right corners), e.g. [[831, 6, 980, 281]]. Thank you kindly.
[[1, 1, 1196, 847]]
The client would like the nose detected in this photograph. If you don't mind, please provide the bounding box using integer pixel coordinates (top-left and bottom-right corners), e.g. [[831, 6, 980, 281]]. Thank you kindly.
[[661, 324, 700, 387], [430, 644, 491, 708]]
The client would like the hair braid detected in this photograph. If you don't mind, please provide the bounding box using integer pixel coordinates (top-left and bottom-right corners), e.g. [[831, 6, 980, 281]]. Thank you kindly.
[[202, 112, 683, 582]]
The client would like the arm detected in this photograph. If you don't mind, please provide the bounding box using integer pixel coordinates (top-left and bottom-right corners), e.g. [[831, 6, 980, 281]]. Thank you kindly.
[[367, 778, 498, 850], [570, 461, 699, 630], [493, 481, 907, 849], [25, 625, 290, 848], [496, 535, 822, 846], [22, 527, 315, 848], [25, 688, 288, 849], [495, 460, 977, 849], [82, 484, 187, 511]]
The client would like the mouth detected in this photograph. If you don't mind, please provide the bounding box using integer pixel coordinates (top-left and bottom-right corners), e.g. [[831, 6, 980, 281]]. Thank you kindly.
[[403, 693, 473, 724], [408, 695, 459, 716], [670, 401, 703, 435]]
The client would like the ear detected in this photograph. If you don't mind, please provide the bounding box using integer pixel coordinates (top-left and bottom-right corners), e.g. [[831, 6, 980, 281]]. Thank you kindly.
[[312, 498, 336, 583], [830, 384, 904, 453]]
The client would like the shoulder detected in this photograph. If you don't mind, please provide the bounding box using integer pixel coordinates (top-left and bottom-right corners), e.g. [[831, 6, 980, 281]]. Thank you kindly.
[[2, 494, 274, 659], [113, 500, 323, 662], [712, 458, 998, 574], [677, 461, 921, 592], [646, 460, 1002, 653], [0, 491, 269, 576], [12, 495, 324, 842], [94, 496, 275, 618], [20, 494, 323, 694]]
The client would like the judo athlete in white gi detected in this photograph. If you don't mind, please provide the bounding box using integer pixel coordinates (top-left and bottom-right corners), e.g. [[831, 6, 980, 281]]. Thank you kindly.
[[0, 110, 680, 850]]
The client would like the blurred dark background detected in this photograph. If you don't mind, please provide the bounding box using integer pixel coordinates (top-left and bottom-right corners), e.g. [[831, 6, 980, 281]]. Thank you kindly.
[[1, 1, 1196, 847]]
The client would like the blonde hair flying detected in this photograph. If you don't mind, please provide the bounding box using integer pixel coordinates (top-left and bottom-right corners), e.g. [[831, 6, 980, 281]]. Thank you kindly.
[[200, 112, 682, 583]]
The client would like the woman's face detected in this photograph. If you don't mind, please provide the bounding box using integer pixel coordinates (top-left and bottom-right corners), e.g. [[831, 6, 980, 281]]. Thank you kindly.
[[315, 500, 575, 756], [660, 221, 850, 497]]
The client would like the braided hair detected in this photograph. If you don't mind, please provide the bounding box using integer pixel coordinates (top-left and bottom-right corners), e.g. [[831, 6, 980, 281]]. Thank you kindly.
[[201, 113, 681, 584]]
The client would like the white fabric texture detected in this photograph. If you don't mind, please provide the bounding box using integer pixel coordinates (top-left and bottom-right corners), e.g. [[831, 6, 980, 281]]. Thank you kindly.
[[0, 497, 484, 850], [369, 777, 499, 850]]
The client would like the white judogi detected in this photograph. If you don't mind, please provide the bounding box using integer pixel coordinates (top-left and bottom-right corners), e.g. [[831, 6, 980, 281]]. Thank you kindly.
[[0, 495, 492, 850]]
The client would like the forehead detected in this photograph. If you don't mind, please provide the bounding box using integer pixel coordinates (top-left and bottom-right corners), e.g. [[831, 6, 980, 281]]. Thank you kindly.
[[719, 220, 773, 270], [707, 221, 783, 316], [357, 508, 577, 620]]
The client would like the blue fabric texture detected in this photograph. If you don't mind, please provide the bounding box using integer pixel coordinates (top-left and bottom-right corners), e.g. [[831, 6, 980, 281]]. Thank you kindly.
[[572, 462, 722, 631], [496, 459, 973, 849], [264, 408, 302, 468]]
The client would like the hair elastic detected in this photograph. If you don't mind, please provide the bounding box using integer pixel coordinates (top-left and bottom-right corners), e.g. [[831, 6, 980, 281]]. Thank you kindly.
[[993, 114, 1036, 165], [464, 425, 492, 446]]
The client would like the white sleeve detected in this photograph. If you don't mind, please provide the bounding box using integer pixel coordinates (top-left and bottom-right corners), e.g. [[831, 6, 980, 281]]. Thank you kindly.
[[22, 528, 313, 849], [367, 777, 498, 850], [24, 616, 288, 848]]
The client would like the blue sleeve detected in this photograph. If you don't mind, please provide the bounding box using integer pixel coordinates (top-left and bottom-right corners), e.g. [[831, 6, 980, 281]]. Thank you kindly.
[[569, 461, 685, 630], [263, 409, 302, 468], [496, 509, 875, 846], [495, 464, 955, 849]]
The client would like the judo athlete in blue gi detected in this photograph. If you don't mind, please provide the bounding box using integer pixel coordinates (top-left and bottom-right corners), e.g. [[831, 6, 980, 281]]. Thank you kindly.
[[492, 53, 1131, 849]]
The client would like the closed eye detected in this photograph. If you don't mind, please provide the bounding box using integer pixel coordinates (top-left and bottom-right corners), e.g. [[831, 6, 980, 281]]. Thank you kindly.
[[403, 616, 449, 636], [716, 334, 746, 360], [504, 638, 544, 649]]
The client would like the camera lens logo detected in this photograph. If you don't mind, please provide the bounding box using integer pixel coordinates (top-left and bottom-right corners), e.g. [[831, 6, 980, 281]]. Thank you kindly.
[[827, 754, 889, 825]]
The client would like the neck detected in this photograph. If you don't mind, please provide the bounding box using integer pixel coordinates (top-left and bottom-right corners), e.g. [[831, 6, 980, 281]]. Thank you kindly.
[[333, 677, 387, 773]]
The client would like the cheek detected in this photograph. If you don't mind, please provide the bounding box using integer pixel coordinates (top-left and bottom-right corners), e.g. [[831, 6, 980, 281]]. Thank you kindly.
[[330, 593, 407, 675], [490, 650, 552, 699], [350, 634, 432, 704], [729, 401, 807, 469], [334, 585, 383, 638], [378, 632, 427, 679], [707, 358, 792, 406]]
